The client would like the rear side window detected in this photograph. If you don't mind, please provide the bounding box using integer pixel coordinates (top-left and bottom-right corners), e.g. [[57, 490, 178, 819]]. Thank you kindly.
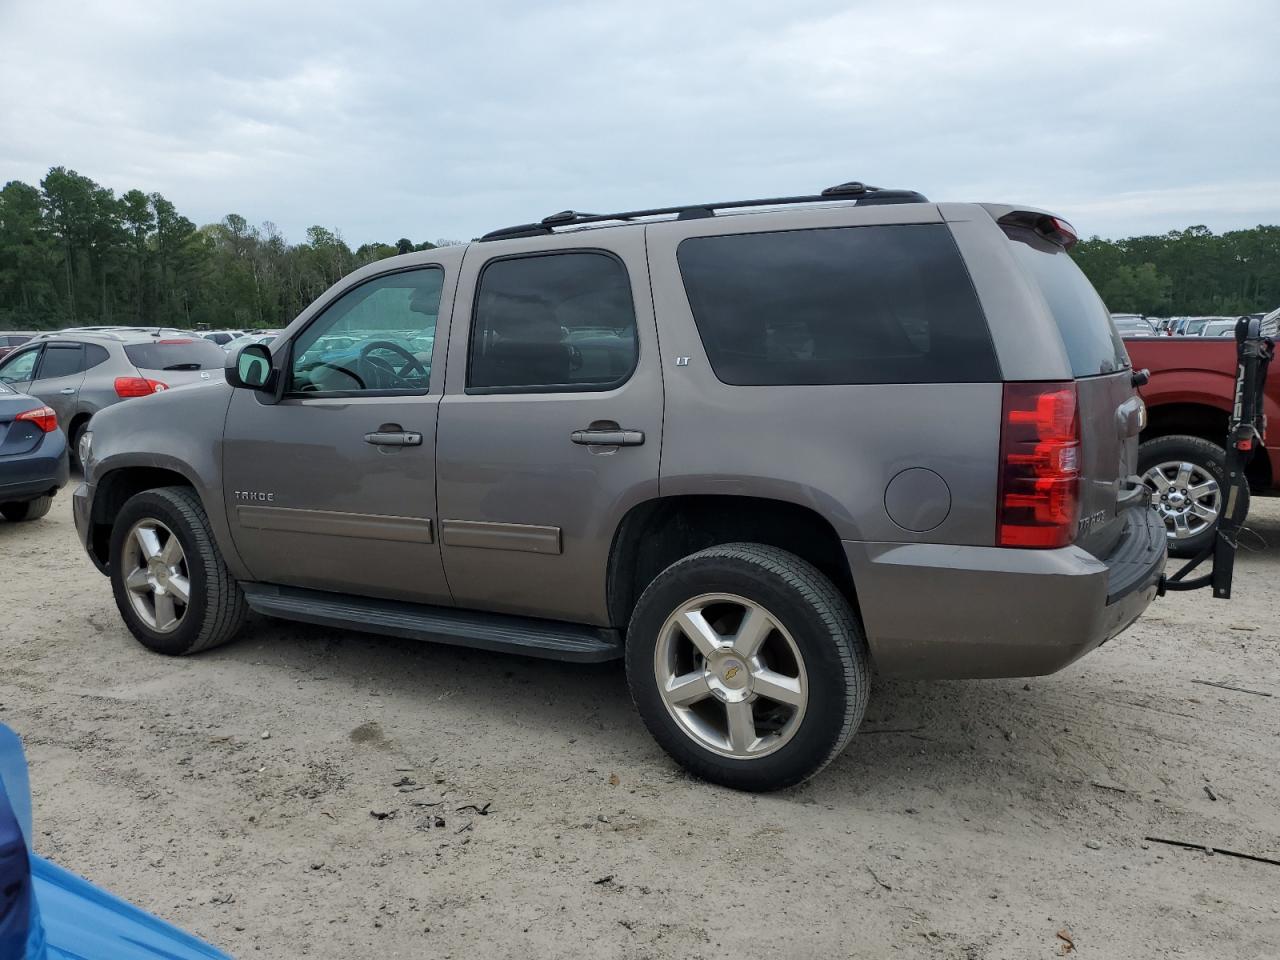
[[1004, 230, 1128, 377], [36, 344, 84, 379], [468, 252, 637, 392], [676, 224, 998, 385], [124, 338, 227, 371]]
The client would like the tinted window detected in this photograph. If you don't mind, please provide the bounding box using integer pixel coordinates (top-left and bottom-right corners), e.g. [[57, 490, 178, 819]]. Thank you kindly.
[[677, 224, 998, 385], [289, 267, 442, 394], [84, 343, 110, 369], [469, 252, 637, 392], [1004, 230, 1128, 377], [0, 347, 40, 383], [124, 338, 229, 371], [36, 344, 84, 379]]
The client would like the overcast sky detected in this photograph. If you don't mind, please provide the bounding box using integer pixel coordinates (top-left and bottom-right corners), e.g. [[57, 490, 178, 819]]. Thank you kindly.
[[2, 0, 1277, 246]]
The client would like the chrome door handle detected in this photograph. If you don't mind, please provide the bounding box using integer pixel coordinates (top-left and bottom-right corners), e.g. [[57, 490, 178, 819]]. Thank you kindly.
[[59, 387, 76, 394], [364, 430, 423, 447], [570, 428, 645, 446]]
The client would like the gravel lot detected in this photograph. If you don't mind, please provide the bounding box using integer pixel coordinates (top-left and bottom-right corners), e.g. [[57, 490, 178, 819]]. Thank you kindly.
[[2, 490, 1278, 959]]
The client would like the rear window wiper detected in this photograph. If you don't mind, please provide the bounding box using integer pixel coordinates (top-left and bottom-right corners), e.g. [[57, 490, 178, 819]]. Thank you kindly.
[[162, 363, 203, 371]]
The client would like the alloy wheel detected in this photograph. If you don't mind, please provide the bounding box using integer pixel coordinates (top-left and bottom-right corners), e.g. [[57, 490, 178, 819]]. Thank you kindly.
[[122, 518, 191, 633], [1143, 460, 1221, 541], [653, 593, 808, 759]]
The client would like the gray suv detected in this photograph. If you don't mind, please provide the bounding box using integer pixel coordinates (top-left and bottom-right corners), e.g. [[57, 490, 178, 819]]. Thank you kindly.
[[0, 331, 227, 467], [73, 183, 1166, 790]]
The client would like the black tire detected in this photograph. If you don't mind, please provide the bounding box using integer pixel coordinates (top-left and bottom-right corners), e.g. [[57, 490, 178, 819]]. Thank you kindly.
[[1139, 434, 1247, 559], [109, 486, 247, 655], [1, 495, 53, 522], [625, 543, 869, 792], [68, 417, 89, 472]]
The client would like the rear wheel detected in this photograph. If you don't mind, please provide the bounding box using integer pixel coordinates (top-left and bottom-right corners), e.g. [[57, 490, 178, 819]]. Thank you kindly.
[[626, 543, 868, 791], [1139, 434, 1246, 558], [0, 495, 53, 522], [68, 418, 89, 472], [109, 486, 247, 655]]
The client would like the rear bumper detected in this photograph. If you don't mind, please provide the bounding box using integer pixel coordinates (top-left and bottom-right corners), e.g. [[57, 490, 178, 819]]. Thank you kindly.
[[844, 506, 1167, 679], [0, 433, 68, 505]]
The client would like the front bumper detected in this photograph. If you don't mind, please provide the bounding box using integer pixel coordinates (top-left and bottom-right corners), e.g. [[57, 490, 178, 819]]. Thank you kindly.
[[72, 480, 104, 571], [844, 506, 1167, 679]]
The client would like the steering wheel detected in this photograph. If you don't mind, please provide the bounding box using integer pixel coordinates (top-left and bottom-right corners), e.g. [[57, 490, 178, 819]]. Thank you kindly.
[[359, 340, 429, 386]]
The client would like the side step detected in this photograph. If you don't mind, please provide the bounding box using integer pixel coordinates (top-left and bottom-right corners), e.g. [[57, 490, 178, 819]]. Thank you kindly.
[[241, 583, 623, 663]]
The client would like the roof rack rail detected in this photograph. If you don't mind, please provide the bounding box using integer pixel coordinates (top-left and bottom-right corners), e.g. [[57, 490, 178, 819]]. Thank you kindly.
[[478, 182, 928, 242]]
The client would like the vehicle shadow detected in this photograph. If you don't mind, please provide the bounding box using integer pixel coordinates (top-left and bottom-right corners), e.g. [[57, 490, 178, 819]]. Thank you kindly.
[[196, 612, 1173, 809]]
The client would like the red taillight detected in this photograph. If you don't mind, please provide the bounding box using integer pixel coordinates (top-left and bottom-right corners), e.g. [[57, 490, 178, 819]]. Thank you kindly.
[[998, 381, 1080, 548], [157, 338, 192, 344], [114, 376, 169, 398], [15, 405, 58, 433]]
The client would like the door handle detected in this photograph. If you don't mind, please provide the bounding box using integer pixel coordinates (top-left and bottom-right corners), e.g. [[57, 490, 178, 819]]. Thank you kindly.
[[59, 387, 76, 394], [364, 430, 423, 447], [570, 428, 645, 446]]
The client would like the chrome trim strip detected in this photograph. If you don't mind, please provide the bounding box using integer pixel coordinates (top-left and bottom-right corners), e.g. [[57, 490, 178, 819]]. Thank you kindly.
[[237, 505, 433, 544], [439, 519, 562, 555]]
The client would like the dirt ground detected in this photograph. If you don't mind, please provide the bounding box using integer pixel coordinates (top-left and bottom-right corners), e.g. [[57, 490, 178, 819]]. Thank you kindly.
[[2, 490, 1278, 959]]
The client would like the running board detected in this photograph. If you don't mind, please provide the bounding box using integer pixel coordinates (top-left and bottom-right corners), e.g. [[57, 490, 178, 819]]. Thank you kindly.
[[240, 584, 623, 662]]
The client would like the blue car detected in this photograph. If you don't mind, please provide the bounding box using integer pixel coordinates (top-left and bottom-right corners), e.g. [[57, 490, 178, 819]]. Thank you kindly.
[[0, 724, 231, 959], [0, 383, 68, 522]]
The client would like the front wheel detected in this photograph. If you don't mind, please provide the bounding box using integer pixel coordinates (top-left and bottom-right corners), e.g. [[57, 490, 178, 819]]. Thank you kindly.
[[109, 486, 247, 655], [625, 543, 869, 791]]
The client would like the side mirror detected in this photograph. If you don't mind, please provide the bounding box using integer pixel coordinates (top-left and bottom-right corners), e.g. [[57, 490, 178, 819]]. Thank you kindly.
[[226, 344, 275, 391]]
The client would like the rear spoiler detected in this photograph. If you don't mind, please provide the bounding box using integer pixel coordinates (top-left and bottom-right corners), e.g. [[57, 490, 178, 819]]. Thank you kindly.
[[984, 205, 1079, 249]]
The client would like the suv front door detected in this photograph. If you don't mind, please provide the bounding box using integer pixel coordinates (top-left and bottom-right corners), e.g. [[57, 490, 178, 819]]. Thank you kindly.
[[28, 342, 87, 426], [436, 230, 662, 625], [222, 263, 456, 604]]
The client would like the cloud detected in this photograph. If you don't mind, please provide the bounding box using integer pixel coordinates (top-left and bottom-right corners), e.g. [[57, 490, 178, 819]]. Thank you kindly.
[[0, 0, 1276, 243]]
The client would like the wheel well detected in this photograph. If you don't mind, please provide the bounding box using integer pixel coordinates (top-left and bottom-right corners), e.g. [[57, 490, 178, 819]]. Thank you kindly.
[[88, 467, 194, 568], [1141, 403, 1228, 446], [606, 496, 857, 629], [68, 412, 91, 437], [1140, 402, 1272, 490]]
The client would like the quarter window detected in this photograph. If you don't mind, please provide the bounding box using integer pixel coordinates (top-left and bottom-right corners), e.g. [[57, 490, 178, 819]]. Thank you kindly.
[[468, 252, 637, 392], [676, 224, 999, 385], [289, 267, 444, 394]]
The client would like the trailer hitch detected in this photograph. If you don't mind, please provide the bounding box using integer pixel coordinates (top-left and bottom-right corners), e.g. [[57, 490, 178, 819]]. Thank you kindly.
[[1158, 316, 1274, 599]]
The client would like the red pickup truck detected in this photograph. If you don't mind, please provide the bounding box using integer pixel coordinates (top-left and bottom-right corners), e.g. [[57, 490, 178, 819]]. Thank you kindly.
[[1125, 335, 1278, 557]]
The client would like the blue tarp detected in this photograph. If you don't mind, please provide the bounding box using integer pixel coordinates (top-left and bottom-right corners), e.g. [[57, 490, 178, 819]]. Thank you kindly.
[[0, 724, 231, 960]]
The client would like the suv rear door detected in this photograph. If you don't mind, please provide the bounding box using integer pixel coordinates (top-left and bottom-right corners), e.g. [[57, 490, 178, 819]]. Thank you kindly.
[[435, 229, 662, 625]]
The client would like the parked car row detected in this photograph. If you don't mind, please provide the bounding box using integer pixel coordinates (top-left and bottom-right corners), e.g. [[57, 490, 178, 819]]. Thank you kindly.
[[1114, 311, 1278, 337]]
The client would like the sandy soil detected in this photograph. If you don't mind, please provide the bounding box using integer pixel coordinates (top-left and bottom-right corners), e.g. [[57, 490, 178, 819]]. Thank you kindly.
[[2, 490, 1278, 959]]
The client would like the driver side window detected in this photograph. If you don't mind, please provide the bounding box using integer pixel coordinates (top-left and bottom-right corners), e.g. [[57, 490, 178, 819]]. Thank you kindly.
[[288, 267, 443, 395], [0, 346, 41, 384]]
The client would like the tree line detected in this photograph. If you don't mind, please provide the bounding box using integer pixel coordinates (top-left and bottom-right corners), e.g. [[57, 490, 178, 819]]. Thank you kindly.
[[0, 166, 455, 332], [1070, 224, 1279, 317], [1, 166, 1277, 331]]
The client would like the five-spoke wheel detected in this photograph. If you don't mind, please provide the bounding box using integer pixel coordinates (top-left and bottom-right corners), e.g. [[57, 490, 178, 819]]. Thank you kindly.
[[627, 543, 868, 791], [655, 594, 807, 759], [121, 518, 191, 633]]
